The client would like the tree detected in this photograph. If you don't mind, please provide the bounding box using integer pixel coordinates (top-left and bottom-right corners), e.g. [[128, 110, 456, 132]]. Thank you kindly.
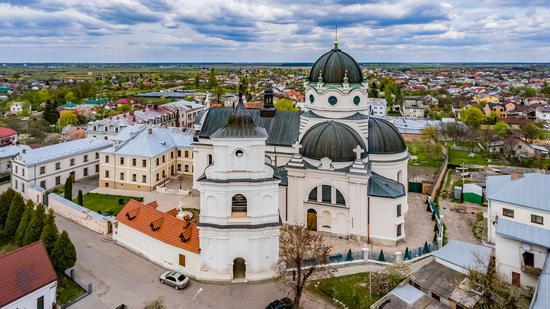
[[208, 68, 217, 89], [194, 73, 200, 89], [275, 224, 334, 308], [59, 112, 78, 128], [461, 106, 485, 129], [40, 210, 59, 254], [4, 194, 25, 236], [22, 204, 45, 246], [522, 123, 542, 141], [64, 177, 73, 200], [42, 100, 59, 124], [15, 201, 34, 246], [493, 121, 511, 138], [0, 188, 16, 228], [51, 230, 77, 273], [371, 262, 410, 296], [64, 91, 76, 103], [421, 125, 439, 143], [378, 250, 385, 262], [77, 190, 83, 206], [274, 98, 298, 112]]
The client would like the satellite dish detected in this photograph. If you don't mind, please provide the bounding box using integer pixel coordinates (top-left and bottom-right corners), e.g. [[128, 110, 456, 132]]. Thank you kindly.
[[522, 243, 531, 251]]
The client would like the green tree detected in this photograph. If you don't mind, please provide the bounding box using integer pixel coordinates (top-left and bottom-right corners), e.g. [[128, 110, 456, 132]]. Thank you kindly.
[[493, 121, 511, 137], [51, 230, 77, 273], [64, 177, 73, 200], [64, 91, 76, 103], [4, 194, 25, 236], [0, 188, 17, 228], [208, 68, 217, 89], [461, 106, 486, 129], [42, 100, 59, 124], [59, 112, 78, 127], [77, 190, 83, 206], [274, 98, 298, 111], [522, 123, 542, 141], [15, 201, 34, 246], [22, 204, 45, 246], [421, 125, 439, 143], [194, 73, 200, 89], [40, 210, 59, 254]]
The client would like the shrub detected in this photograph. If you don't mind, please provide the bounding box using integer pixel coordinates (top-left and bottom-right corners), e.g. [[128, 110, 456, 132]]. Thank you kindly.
[[5, 194, 25, 236], [118, 197, 124, 205], [51, 230, 77, 272]]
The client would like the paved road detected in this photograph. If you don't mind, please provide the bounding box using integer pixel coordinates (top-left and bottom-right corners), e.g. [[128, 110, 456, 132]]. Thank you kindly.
[[55, 217, 331, 309]]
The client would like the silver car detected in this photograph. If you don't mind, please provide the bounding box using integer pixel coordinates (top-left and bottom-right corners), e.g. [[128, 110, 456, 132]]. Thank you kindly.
[[159, 271, 190, 290]]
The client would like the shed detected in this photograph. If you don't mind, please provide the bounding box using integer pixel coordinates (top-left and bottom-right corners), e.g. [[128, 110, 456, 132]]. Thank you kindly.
[[463, 183, 483, 204]]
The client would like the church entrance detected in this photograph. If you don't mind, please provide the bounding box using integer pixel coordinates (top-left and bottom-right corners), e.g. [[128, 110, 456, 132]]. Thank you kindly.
[[307, 209, 317, 231], [233, 258, 246, 280]]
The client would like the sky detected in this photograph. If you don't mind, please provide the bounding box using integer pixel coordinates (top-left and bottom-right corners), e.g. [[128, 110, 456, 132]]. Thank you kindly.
[[0, 0, 549, 63]]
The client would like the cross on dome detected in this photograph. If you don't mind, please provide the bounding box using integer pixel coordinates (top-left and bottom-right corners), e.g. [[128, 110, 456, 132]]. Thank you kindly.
[[353, 145, 364, 161], [292, 141, 303, 154]]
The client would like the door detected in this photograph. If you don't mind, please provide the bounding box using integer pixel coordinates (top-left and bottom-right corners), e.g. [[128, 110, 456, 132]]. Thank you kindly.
[[70, 171, 76, 183], [233, 258, 246, 279], [512, 272, 520, 287], [307, 209, 317, 231]]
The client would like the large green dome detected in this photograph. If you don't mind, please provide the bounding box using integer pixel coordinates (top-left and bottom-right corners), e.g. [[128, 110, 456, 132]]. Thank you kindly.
[[300, 121, 366, 162], [309, 43, 363, 84]]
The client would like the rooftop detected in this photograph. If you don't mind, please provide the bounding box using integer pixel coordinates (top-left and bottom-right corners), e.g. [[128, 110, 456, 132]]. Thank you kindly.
[[16, 137, 112, 166], [432, 240, 492, 273], [487, 173, 550, 212], [496, 218, 550, 248], [0, 127, 17, 138]]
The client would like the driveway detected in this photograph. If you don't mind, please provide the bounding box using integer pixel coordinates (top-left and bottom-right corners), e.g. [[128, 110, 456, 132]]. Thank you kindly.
[[55, 217, 331, 309]]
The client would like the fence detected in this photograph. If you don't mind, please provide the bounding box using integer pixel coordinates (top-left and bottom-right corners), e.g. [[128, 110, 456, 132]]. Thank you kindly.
[[47, 193, 112, 235], [428, 197, 444, 247]]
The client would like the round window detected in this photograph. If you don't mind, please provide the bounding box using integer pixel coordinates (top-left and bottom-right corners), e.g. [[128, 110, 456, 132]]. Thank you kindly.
[[353, 96, 360, 105], [309, 94, 315, 104], [235, 150, 244, 158], [328, 96, 338, 105]]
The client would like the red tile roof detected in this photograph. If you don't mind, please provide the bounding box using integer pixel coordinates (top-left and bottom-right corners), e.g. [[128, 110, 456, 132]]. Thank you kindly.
[[0, 241, 57, 307], [116, 200, 200, 254], [0, 127, 17, 139]]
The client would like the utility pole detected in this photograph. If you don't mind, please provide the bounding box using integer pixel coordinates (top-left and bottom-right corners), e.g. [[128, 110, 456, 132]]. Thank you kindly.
[[193, 288, 203, 309]]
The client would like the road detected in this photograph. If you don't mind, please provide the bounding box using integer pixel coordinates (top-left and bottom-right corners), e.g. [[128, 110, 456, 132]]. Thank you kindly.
[[55, 217, 331, 309]]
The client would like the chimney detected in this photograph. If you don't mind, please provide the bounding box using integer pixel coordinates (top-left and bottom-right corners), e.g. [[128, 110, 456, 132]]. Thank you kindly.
[[147, 127, 152, 135], [511, 171, 523, 180]]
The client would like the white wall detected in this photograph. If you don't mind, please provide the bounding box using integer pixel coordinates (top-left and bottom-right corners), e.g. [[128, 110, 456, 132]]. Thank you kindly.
[[48, 193, 108, 235], [4, 281, 57, 309], [495, 234, 546, 288]]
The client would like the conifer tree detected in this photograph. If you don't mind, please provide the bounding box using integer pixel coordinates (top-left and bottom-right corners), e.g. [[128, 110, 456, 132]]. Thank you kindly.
[[64, 177, 73, 200], [4, 194, 25, 236], [43, 100, 59, 124], [40, 210, 58, 254], [77, 190, 83, 206], [15, 201, 34, 246], [22, 204, 45, 246], [51, 230, 77, 273], [0, 188, 16, 228]]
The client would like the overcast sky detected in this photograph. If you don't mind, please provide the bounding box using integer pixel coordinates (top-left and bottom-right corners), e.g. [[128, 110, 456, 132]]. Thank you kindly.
[[0, 0, 549, 63]]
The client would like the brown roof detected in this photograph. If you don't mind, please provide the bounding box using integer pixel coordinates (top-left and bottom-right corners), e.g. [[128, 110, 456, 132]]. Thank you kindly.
[[0, 241, 57, 307], [116, 200, 200, 254], [146, 201, 159, 208]]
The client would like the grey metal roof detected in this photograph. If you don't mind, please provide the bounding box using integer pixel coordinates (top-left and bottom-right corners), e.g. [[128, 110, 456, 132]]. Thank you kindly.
[[530, 254, 550, 309], [368, 118, 407, 154], [300, 121, 366, 162], [487, 173, 550, 212], [0, 145, 30, 159], [411, 259, 466, 299], [198, 108, 301, 146], [17, 138, 112, 166], [432, 240, 492, 273], [368, 173, 406, 198], [210, 97, 268, 139], [496, 218, 550, 248], [392, 284, 425, 304], [308, 44, 363, 83]]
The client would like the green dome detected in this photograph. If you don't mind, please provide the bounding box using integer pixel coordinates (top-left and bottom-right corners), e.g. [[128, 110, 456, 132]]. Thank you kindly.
[[309, 43, 363, 84], [300, 121, 366, 162], [368, 118, 407, 154]]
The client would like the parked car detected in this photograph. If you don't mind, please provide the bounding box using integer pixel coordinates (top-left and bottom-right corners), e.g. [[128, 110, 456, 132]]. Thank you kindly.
[[159, 271, 190, 290], [266, 297, 292, 309]]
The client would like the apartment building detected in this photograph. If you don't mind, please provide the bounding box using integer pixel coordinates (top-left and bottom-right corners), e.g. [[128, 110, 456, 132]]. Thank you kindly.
[[162, 100, 205, 129], [10, 138, 112, 194], [368, 98, 387, 117], [487, 173, 550, 289], [99, 126, 194, 191]]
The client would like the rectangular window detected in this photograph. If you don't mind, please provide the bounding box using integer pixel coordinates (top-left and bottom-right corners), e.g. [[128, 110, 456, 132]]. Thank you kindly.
[[105, 170, 109, 178], [22, 169, 25, 176], [15, 166, 18, 174], [95, 152, 99, 159], [171, 151, 174, 159], [156, 158, 160, 166], [132, 158, 136, 166], [56, 162, 61, 170], [105, 155, 110, 163], [322, 185, 331, 203], [120, 172, 124, 180], [83, 168, 88, 176], [142, 175, 146, 183], [503, 208, 514, 218], [184, 165, 189, 172], [120, 157, 124, 165], [55, 176, 61, 185], [37, 296, 44, 309], [70, 158, 75, 166], [162, 170, 166, 178], [40, 166, 46, 174], [132, 174, 136, 182], [397, 224, 402, 237], [84, 155, 88, 162], [397, 204, 402, 217], [156, 173, 159, 181], [21, 183, 25, 193], [162, 155, 165, 163], [40, 180, 46, 188], [95, 164, 99, 173], [177, 164, 181, 171], [185, 150, 189, 158], [531, 214, 544, 225], [142, 160, 146, 167], [178, 150, 181, 157]]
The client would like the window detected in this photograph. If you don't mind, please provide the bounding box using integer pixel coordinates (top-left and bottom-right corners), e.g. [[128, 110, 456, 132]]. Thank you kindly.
[[503, 208, 514, 218], [120, 157, 124, 165], [37, 296, 44, 309], [397, 170, 403, 183], [523, 252, 535, 267], [120, 172, 124, 180], [15, 166, 17, 174], [95, 164, 99, 173], [22, 169, 25, 176], [397, 224, 402, 237], [185, 150, 189, 158], [83, 167, 88, 176], [84, 155, 88, 162], [308, 187, 318, 201], [132, 174, 136, 182], [142, 175, 146, 183], [105, 155, 110, 163], [132, 159, 136, 166], [397, 204, 402, 217], [232, 194, 247, 214], [156, 173, 159, 181], [235, 149, 244, 158], [105, 170, 110, 178], [162, 170, 166, 178], [178, 150, 181, 157], [335, 190, 345, 205], [184, 165, 189, 172], [208, 154, 213, 165], [55, 176, 61, 185], [162, 155, 165, 163], [142, 160, 146, 167], [40, 166, 46, 174], [70, 158, 75, 166], [40, 180, 46, 188], [322, 185, 331, 203], [156, 158, 160, 166], [431, 293, 440, 302], [21, 183, 25, 193], [531, 214, 544, 225], [56, 162, 61, 170], [95, 152, 99, 159], [171, 151, 174, 159]]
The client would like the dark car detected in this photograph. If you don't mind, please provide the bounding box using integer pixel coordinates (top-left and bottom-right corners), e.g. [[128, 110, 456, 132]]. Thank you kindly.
[[159, 271, 190, 290], [266, 297, 292, 309]]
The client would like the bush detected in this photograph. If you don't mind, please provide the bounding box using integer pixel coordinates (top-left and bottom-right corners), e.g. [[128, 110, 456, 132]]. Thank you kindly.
[[472, 212, 484, 240], [106, 208, 114, 216], [51, 230, 77, 273], [64, 177, 73, 200], [371, 263, 410, 296], [118, 197, 124, 205]]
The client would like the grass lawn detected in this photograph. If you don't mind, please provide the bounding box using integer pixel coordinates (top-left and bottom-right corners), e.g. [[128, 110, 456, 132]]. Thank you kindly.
[[73, 193, 143, 216], [407, 141, 445, 169], [57, 275, 86, 305], [308, 273, 380, 308], [448, 148, 492, 166], [0, 230, 18, 255]]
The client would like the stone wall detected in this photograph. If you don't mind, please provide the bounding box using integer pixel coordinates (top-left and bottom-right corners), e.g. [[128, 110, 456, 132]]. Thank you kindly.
[[47, 193, 110, 235]]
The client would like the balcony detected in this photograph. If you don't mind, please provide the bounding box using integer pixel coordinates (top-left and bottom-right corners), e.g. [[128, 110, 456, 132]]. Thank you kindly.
[[522, 265, 543, 277]]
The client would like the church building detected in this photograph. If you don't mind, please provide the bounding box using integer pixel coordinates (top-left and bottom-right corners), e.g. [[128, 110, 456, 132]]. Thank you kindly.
[[194, 42, 409, 247]]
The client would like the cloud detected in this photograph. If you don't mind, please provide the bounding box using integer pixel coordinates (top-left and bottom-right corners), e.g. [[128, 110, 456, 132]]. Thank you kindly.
[[0, 0, 548, 62]]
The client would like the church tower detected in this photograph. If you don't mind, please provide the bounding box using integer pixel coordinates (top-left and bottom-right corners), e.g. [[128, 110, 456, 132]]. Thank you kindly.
[[197, 94, 281, 282]]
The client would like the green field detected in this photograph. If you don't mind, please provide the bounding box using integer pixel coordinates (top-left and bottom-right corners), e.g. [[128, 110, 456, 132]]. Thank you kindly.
[[407, 141, 445, 168], [447, 148, 492, 166], [74, 193, 143, 216], [308, 273, 380, 308]]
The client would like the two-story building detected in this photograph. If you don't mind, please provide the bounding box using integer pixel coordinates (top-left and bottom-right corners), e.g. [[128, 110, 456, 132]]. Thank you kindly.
[[403, 99, 425, 119], [368, 98, 387, 117], [483, 103, 507, 118], [99, 126, 194, 191], [162, 100, 205, 129], [487, 173, 550, 288], [11, 138, 112, 195], [535, 105, 550, 124]]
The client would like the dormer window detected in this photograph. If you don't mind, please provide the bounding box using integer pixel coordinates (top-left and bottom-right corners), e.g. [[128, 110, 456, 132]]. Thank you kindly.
[[150, 218, 164, 231]]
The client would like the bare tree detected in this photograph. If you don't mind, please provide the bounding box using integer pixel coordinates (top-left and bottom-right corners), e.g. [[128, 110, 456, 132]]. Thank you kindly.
[[275, 224, 334, 308], [144, 296, 166, 309]]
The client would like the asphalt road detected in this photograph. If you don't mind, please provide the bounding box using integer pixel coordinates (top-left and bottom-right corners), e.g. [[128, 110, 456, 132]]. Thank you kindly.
[[55, 217, 291, 309]]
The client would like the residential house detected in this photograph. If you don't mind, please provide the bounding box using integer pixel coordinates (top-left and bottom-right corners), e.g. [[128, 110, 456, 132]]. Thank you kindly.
[[0, 241, 58, 309], [488, 136, 537, 159], [368, 98, 387, 117], [535, 105, 550, 123], [162, 100, 205, 129], [487, 173, 550, 288], [10, 102, 26, 115], [11, 138, 112, 196], [403, 99, 425, 119], [99, 126, 194, 191], [0, 127, 18, 147], [483, 103, 507, 118], [0, 145, 30, 174]]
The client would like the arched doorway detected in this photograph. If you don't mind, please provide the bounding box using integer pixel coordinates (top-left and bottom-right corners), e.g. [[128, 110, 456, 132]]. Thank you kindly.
[[307, 209, 317, 231], [233, 258, 246, 279]]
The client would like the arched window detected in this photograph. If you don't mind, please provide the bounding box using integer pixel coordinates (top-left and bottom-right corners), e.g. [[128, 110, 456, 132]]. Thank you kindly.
[[397, 170, 403, 183], [207, 154, 213, 165], [307, 185, 346, 206], [232, 194, 247, 215]]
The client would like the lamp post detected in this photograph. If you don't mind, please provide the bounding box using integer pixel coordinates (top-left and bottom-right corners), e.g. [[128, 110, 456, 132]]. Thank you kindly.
[[193, 288, 203, 309], [178, 174, 184, 190]]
